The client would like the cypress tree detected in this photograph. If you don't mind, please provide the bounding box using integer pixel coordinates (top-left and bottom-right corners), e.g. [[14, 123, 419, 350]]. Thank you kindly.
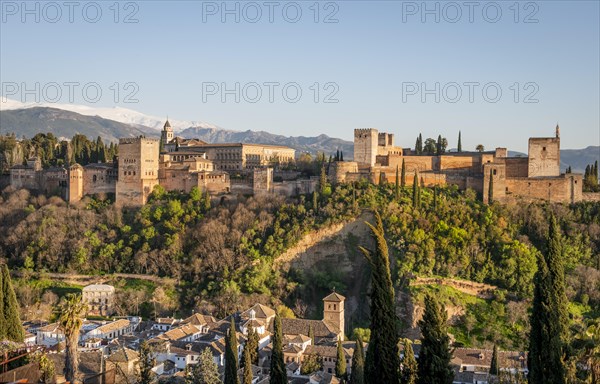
[[418, 134, 423, 154], [489, 344, 499, 375], [313, 191, 319, 213], [336, 150, 340, 161], [270, 313, 287, 384], [138, 341, 155, 384], [528, 215, 569, 384], [436, 135, 442, 155], [488, 169, 494, 204], [225, 317, 240, 384], [245, 326, 259, 366], [400, 339, 418, 384], [359, 212, 400, 384], [340, 151, 344, 161], [412, 173, 419, 209], [457, 131, 462, 153], [336, 337, 347, 381], [395, 165, 400, 200], [401, 159, 406, 187], [2, 264, 24, 342], [433, 185, 438, 211], [349, 339, 364, 384], [0, 268, 4, 339], [417, 294, 454, 384], [320, 165, 327, 194], [243, 342, 253, 384], [309, 324, 315, 346], [414, 136, 420, 155]]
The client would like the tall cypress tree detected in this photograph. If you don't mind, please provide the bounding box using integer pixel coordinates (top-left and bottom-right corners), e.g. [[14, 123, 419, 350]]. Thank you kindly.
[[2, 264, 24, 342], [138, 341, 155, 384], [457, 131, 462, 153], [245, 326, 259, 366], [225, 317, 240, 384], [359, 211, 400, 384], [418, 134, 423, 154], [528, 215, 569, 384], [0, 267, 4, 340], [412, 173, 419, 209], [401, 159, 406, 188], [309, 324, 315, 346], [489, 344, 499, 375], [243, 342, 253, 384], [336, 337, 347, 381], [395, 165, 400, 200], [488, 169, 494, 204], [436, 135, 443, 155], [417, 294, 453, 384], [400, 339, 418, 384], [349, 339, 364, 384], [270, 313, 287, 384]]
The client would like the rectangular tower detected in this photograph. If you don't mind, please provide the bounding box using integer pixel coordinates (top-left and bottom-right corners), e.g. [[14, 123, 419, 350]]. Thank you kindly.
[[528, 137, 560, 177], [354, 128, 379, 167], [116, 138, 160, 205]]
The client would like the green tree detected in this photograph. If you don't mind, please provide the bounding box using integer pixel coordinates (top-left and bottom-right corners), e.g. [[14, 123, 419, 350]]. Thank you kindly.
[[270, 313, 287, 384], [301, 353, 322, 375], [489, 344, 499, 376], [488, 169, 494, 204], [336, 337, 347, 382], [319, 165, 327, 195], [245, 327, 259, 366], [349, 339, 364, 384], [1, 264, 24, 342], [312, 191, 319, 213], [309, 324, 315, 346], [58, 293, 87, 384], [395, 165, 400, 200], [401, 159, 406, 188], [243, 342, 253, 384], [225, 318, 240, 384], [359, 211, 400, 384], [457, 131, 462, 153], [417, 294, 453, 384], [528, 215, 569, 384], [203, 190, 212, 212], [400, 339, 417, 384], [412, 173, 420, 209], [476, 144, 485, 152], [188, 348, 222, 384], [138, 341, 155, 384]]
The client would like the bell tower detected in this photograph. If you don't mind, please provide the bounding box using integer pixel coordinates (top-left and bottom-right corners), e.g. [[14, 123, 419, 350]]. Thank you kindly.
[[161, 119, 174, 147], [323, 291, 345, 340]]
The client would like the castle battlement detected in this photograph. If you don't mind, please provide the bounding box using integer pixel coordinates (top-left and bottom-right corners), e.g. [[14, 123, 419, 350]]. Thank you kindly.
[[119, 137, 160, 145], [354, 128, 378, 137]]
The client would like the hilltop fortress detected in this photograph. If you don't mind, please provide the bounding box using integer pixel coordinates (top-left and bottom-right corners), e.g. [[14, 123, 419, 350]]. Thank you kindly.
[[331, 126, 583, 204], [9, 123, 583, 205]]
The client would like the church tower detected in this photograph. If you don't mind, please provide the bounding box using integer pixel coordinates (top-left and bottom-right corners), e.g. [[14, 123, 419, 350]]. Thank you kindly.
[[161, 119, 174, 151], [323, 291, 345, 340]]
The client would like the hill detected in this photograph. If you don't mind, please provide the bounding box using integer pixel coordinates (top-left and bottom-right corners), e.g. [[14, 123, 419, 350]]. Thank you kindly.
[[177, 126, 354, 156], [560, 146, 600, 173], [0, 107, 159, 143]]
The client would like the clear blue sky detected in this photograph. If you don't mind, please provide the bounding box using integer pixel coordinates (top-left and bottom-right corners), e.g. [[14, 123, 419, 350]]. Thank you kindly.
[[1, 0, 599, 152]]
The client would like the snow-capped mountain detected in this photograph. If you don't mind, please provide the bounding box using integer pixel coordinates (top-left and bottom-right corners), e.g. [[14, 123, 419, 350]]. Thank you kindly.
[[0, 98, 217, 131]]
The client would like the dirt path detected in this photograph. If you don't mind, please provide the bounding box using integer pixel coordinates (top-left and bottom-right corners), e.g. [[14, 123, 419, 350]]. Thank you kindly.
[[411, 276, 498, 299]]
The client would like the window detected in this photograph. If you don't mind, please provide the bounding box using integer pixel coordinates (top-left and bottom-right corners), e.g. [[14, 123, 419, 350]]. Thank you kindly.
[[492, 169, 497, 175], [543, 147, 546, 151]]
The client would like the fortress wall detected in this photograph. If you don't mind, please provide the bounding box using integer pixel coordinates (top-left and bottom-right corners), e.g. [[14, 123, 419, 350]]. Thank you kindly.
[[438, 155, 479, 172], [83, 167, 117, 196], [504, 174, 582, 203], [330, 162, 359, 184], [504, 158, 529, 178]]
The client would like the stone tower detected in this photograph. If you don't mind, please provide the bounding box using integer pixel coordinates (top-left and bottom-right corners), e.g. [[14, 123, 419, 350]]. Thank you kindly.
[[161, 119, 174, 148], [116, 137, 160, 206], [354, 128, 379, 167], [68, 164, 84, 202], [323, 291, 345, 340], [528, 129, 560, 178]]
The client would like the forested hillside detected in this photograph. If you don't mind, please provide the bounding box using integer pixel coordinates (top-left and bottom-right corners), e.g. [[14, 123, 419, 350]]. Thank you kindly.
[[1, 179, 599, 359]]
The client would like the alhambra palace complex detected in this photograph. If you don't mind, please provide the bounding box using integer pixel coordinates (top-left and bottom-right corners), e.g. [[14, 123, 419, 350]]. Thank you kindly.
[[10, 122, 583, 204]]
